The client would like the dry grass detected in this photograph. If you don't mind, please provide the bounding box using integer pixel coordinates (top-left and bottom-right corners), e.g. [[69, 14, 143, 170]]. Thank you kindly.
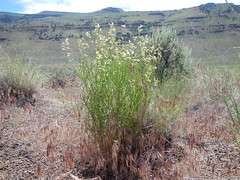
[[0, 53, 45, 109], [0, 63, 240, 180], [171, 99, 239, 179]]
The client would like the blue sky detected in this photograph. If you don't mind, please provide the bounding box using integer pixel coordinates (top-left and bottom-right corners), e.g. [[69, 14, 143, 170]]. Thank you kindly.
[[0, 0, 239, 14], [1, 0, 24, 13]]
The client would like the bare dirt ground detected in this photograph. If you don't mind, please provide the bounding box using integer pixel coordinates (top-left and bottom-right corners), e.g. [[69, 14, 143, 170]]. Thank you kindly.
[[0, 83, 239, 179], [0, 84, 88, 180]]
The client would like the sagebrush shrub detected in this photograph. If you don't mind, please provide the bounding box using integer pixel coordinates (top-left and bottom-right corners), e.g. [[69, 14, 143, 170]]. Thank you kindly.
[[148, 27, 192, 83]]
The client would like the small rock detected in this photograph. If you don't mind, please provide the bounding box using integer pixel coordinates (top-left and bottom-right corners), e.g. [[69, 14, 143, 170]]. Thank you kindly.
[[18, 149, 28, 156], [0, 142, 5, 149], [12, 143, 19, 149]]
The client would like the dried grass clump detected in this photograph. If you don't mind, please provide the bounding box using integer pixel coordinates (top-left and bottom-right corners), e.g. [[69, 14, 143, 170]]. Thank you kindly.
[[48, 66, 74, 89], [0, 54, 44, 107]]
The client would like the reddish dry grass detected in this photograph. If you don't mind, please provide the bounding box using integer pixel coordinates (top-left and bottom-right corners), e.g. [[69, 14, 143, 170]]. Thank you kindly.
[[1, 72, 240, 180], [170, 99, 239, 179]]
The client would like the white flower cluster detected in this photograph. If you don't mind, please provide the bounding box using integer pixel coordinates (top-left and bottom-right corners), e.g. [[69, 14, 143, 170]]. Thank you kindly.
[[63, 23, 158, 90], [62, 38, 74, 62]]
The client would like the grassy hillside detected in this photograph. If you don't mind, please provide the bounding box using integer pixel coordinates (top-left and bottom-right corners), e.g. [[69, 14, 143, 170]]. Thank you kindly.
[[0, 3, 240, 65]]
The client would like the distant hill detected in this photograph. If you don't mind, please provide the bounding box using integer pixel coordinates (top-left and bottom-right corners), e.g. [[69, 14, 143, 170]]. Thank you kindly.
[[96, 7, 125, 13], [0, 3, 240, 65]]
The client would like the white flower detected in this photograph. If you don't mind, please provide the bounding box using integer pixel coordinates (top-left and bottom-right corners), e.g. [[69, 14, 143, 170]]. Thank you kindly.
[[86, 32, 91, 38], [95, 23, 100, 29]]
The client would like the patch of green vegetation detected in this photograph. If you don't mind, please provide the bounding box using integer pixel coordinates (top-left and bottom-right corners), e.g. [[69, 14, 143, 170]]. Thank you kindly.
[[64, 24, 189, 179], [225, 94, 240, 150], [148, 27, 192, 83]]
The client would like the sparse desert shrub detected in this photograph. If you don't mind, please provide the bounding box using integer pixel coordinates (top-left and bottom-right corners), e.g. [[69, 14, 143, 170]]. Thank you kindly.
[[64, 24, 164, 179], [0, 55, 44, 107], [63, 24, 190, 179], [148, 27, 192, 83]]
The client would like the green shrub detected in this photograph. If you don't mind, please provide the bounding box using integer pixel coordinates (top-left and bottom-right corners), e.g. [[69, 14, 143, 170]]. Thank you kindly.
[[224, 94, 240, 150], [0, 55, 44, 106], [148, 27, 192, 83], [63, 24, 190, 179], [64, 24, 158, 178]]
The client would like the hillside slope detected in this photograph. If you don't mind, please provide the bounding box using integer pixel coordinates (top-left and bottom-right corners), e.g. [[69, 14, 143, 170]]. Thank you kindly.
[[0, 3, 240, 65]]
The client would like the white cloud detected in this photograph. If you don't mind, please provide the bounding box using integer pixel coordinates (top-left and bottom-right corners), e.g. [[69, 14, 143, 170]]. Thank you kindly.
[[19, 0, 122, 13], [17, 0, 240, 14]]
